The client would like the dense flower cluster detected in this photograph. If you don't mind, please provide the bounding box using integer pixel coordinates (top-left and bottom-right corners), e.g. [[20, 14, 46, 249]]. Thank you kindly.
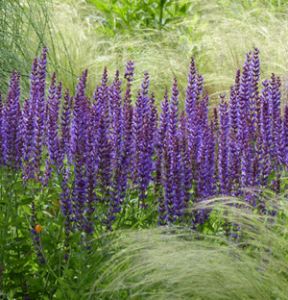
[[0, 48, 287, 232]]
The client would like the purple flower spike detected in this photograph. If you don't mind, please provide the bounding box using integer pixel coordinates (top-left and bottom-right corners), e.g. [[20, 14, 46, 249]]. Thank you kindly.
[[185, 57, 200, 170], [218, 95, 229, 194], [0, 93, 3, 165], [60, 90, 72, 163], [47, 74, 61, 169], [250, 48, 260, 135], [33, 48, 48, 176], [155, 90, 169, 224], [197, 125, 215, 199], [179, 112, 192, 206], [270, 74, 282, 168], [71, 70, 89, 230], [238, 54, 251, 150], [164, 78, 184, 221], [260, 80, 272, 185], [106, 71, 124, 228], [23, 58, 39, 180], [2, 72, 22, 169], [132, 72, 153, 207]]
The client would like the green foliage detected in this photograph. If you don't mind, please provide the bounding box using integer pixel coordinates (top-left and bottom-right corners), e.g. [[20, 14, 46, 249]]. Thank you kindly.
[[87, 0, 191, 34], [2, 164, 288, 299], [0, 167, 158, 298]]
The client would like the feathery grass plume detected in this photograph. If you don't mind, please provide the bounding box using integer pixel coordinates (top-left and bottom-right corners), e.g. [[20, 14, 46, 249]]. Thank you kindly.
[[88, 195, 288, 300], [6, 0, 288, 98], [0, 0, 53, 94]]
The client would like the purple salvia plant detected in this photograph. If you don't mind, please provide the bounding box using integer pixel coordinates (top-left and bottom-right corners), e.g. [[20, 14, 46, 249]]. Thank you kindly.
[[138, 97, 153, 206], [179, 111, 192, 206], [132, 72, 152, 206], [60, 90, 72, 163], [185, 58, 199, 174], [250, 48, 260, 136], [71, 70, 89, 230], [156, 90, 169, 224], [211, 107, 219, 134], [241, 140, 253, 189], [22, 99, 34, 180], [194, 125, 215, 224], [218, 95, 229, 194], [23, 59, 39, 180], [33, 48, 48, 176], [149, 93, 158, 151], [107, 71, 124, 228], [110, 71, 123, 171], [174, 131, 185, 217], [2, 72, 22, 169], [238, 54, 251, 152], [141, 92, 158, 197], [270, 74, 282, 168], [196, 94, 209, 160], [121, 61, 135, 185], [164, 79, 182, 221], [47, 74, 61, 169], [96, 68, 112, 206], [0, 94, 3, 165], [260, 80, 272, 185], [85, 107, 98, 234], [201, 126, 216, 198], [228, 81, 241, 194], [41, 159, 52, 187]]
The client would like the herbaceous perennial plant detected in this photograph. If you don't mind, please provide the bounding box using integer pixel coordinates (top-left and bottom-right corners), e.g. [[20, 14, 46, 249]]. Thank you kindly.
[[1, 47, 287, 259]]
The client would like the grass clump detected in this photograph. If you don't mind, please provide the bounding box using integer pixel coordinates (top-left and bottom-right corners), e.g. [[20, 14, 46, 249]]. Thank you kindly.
[[26, 0, 287, 99], [0, 0, 52, 94], [88, 197, 288, 300]]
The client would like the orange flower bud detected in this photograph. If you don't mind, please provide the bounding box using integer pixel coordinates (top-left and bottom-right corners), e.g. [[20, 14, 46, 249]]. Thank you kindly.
[[35, 224, 43, 233]]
